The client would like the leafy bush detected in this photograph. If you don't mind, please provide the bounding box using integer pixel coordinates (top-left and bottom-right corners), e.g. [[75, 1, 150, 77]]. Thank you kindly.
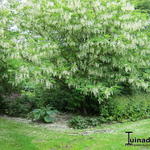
[[86, 118, 100, 127], [69, 116, 89, 129], [69, 115, 116, 129], [1, 94, 36, 117], [28, 106, 58, 123], [100, 94, 150, 122], [69, 94, 150, 129], [69, 116, 105, 129], [33, 83, 100, 115]]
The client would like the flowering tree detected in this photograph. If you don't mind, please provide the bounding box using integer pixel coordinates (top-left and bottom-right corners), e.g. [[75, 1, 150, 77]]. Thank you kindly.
[[1, 0, 150, 101]]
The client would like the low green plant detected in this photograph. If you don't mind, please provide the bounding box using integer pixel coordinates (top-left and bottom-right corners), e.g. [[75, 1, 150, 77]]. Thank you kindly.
[[68, 116, 89, 129], [1, 94, 36, 117], [28, 106, 58, 123], [68, 116, 104, 129], [86, 118, 100, 127], [100, 94, 150, 122]]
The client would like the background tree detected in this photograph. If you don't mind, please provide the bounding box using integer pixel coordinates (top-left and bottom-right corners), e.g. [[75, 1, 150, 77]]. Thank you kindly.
[[1, 0, 150, 103]]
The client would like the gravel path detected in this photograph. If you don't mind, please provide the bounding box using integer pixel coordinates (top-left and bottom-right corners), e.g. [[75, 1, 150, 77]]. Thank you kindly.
[[0, 115, 115, 135]]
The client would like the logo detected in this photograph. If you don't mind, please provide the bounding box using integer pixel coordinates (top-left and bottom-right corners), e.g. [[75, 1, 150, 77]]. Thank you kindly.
[[125, 131, 150, 146]]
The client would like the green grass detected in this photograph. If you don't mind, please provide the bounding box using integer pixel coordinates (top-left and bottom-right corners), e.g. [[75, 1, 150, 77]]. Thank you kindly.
[[1, 117, 150, 150]]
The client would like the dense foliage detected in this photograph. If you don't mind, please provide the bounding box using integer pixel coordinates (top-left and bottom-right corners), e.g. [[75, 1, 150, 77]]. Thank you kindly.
[[100, 94, 150, 121], [132, 0, 150, 14], [1, 0, 149, 101], [69, 93, 150, 129], [0, 94, 36, 117]]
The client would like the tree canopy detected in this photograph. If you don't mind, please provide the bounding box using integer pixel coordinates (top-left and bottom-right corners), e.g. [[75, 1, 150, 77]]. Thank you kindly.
[[1, 0, 150, 101]]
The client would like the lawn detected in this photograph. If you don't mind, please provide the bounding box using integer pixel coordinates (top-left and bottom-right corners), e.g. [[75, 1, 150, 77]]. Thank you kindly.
[[0, 117, 150, 150]]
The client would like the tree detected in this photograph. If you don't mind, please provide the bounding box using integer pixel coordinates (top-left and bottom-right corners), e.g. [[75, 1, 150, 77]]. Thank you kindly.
[[0, 1, 16, 95], [2, 0, 150, 101]]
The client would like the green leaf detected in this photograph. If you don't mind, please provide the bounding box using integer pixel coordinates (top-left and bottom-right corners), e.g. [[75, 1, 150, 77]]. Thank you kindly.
[[43, 115, 54, 123]]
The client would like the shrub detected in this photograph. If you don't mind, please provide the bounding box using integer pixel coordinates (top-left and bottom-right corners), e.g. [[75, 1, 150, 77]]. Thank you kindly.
[[69, 94, 150, 129], [86, 118, 100, 127], [68, 116, 89, 129], [28, 106, 58, 123], [1, 94, 36, 117], [100, 93, 150, 122], [69, 116, 103, 129], [33, 81, 100, 115]]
